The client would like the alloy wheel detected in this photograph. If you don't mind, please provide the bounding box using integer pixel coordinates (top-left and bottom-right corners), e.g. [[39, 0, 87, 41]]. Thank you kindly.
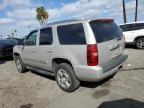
[[136, 38, 144, 49], [57, 69, 71, 89]]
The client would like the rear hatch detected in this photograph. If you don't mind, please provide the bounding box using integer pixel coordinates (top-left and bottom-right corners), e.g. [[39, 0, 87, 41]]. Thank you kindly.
[[90, 19, 125, 72]]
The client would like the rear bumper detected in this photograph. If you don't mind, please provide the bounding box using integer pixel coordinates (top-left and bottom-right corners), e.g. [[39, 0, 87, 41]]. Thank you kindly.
[[74, 54, 128, 82]]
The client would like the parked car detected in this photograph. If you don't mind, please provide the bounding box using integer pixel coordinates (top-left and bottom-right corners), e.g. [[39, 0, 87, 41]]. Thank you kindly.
[[6, 37, 21, 42], [13, 18, 128, 92], [0, 38, 20, 58], [119, 21, 144, 49]]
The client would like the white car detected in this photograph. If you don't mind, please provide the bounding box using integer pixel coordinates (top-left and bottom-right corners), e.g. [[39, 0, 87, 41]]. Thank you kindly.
[[120, 21, 144, 49]]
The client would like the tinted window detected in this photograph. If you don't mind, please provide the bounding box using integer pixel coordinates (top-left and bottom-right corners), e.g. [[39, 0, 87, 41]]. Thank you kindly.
[[120, 23, 144, 32], [39, 27, 53, 45], [134, 23, 144, 30], [120, 24, 135, 31], [90, 21, 123, 43], [26, 31, 37, 46], [57, 23, 86, 45]]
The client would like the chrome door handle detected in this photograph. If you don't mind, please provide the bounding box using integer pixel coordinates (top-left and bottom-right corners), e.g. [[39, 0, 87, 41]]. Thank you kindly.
[[47, 49, 54, 53], [32, 50, 37, 52]]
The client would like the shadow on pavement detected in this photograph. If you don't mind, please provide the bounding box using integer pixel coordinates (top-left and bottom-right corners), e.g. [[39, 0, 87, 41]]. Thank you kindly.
[[0, 60, 6, 64], [20, 103, 33, 108], [80, 74, 115, 88], [120, 67, 144, 71], [125, 44, 137, 49], [98, 98, 144, 108], [31, 70, 55, 81], [31, 70, 114, 89], [125, 44, 143, 50], [0, 56, 13, 65]]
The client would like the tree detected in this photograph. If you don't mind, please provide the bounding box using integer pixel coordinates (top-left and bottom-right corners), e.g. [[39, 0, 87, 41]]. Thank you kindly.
[[11, 32, 14, 38], [14, 29, 17, 37], [36, 6, 49, 26]]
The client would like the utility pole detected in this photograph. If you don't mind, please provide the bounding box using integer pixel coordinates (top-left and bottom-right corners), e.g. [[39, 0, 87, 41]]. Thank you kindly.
[[122, 0, 127, 23], [14, 29, 17, 37], [0, 35, 2, 40], [28, 25, 31, 32], [135, 0, 138, 22]]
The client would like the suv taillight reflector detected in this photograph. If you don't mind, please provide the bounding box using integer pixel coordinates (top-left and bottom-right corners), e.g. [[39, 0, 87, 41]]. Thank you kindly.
[[87, 44, 98, 66]]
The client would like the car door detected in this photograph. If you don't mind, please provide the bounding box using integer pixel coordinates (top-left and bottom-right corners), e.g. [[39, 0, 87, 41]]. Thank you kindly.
[[122, 24, 136, 43], [37, 27, 53, 71], [22, 30, 39, 67]]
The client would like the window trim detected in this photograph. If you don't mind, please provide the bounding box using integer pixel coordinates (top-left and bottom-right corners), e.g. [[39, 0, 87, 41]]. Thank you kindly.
[[39, 27, 53, 45], [25, 30, 38, 46]]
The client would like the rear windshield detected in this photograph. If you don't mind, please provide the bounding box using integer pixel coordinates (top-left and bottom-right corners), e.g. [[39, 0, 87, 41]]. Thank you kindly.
[[90, 21, 123, 43]]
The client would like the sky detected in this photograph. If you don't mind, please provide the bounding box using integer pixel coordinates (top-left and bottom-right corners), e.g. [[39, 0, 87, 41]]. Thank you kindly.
[[0, 0, 144, 38]]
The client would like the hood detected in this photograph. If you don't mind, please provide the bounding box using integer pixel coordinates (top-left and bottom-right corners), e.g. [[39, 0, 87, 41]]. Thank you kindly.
[[0, 40, 16, 48]]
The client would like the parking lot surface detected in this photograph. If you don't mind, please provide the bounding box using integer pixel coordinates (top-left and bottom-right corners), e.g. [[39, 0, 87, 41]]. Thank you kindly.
[[0, 47, 144, 108]]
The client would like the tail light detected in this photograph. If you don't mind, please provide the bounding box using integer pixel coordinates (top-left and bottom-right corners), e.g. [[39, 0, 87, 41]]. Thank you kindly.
[[87, 44, 98, 66]]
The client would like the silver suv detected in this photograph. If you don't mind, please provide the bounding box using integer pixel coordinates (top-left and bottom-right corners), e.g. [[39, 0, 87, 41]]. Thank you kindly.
[[13, 19, 128, 92]]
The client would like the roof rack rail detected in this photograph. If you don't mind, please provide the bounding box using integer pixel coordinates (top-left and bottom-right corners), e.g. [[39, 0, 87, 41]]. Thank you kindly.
[[46, 18, 86, 26]]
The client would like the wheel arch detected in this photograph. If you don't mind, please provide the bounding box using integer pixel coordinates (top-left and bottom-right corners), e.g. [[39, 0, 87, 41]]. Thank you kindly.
[[52, 58, 74, 72], [13, 52, 20, 57], [134, 36, 144, 44]]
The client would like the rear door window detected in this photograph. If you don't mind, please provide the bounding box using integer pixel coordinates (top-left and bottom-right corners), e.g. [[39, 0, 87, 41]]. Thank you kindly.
[[57, 23, 86, 45], [90, 21, 123, 43], [39, 27, 53, 45]]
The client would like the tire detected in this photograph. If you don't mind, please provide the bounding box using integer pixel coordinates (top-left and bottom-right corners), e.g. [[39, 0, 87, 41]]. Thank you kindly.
[[14, 56, 28, 73], [55, 63, 80, 92], [136, 38, 144, 49]]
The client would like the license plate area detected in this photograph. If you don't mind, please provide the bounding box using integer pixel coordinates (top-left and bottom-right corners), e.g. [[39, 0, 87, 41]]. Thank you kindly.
[[111, 46, 122, 59]]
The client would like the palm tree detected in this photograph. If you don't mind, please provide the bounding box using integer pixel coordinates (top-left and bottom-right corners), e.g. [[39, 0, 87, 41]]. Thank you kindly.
[[11, 32, 14, 38], [36, 6, 49, 26], [14, 29, 17, 37], [122, 0, 127, 23], [135, 0, 138, 22]]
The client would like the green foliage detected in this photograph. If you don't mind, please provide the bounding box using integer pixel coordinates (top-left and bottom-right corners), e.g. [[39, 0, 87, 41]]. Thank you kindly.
[[36, 6, 49, 26]]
